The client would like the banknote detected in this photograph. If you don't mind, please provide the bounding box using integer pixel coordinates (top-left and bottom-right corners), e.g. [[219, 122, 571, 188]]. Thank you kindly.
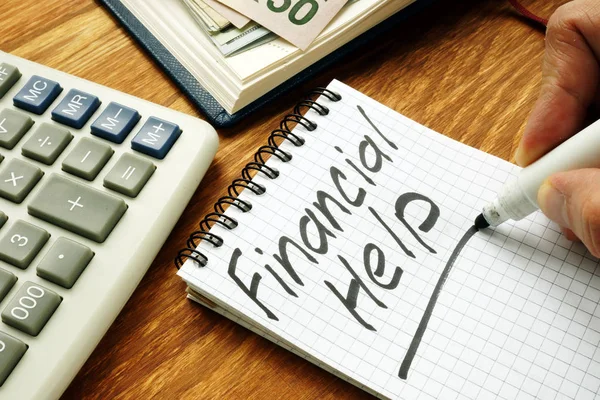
[[183, 0, 230, 32], [203, 0, 250, 29], [215, 0, 347, 50], [210, 24, 276, 56]]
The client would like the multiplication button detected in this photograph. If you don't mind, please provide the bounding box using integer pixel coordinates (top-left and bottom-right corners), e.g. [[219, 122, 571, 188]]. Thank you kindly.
[[0, 159, 43, 203]]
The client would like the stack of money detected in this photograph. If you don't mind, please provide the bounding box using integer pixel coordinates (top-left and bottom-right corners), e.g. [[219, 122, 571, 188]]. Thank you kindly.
[[181, 0, 275, 56], [182, 0, 350, 56]]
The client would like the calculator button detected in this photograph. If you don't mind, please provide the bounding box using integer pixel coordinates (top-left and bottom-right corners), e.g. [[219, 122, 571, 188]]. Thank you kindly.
[[103, 153, 155, 197], [62, 137, 113, 181], [0, 159, 43, 203], [0, 64, 21, 99], [1, 282, 61, 336], [0, 109, 34, 149], [28, 174, 127, 243], [51, 89, 101, 129], [131, 117, 181, 159], [37, 237, 93, 289], [21, 122, 73, 165], [13, 76, 62, 115], [90, 102, 140, 144], [0, 220, 49, 269], [0, 331, 27, 386], [0, 269, 17, 302], [0, 212, 7, 229]]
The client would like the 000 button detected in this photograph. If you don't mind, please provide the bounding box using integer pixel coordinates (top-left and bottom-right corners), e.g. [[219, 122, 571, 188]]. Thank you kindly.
[[1, 282, 61, 336]]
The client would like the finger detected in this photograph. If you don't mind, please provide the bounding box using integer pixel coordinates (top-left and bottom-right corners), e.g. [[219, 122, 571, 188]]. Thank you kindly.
[[538, 169, 600, 257], [560, 226, 580, 242], [515, 1, 600, 167]]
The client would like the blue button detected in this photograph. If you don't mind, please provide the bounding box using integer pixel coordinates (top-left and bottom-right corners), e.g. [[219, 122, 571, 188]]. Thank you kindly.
[[90, 102, 140, 144], [13, 75, 62, 115], [51, 89, 101, 129], [131, 117, 181, 159]]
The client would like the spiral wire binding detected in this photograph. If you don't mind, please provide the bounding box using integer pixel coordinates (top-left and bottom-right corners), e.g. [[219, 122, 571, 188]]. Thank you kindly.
[[175, 87, 343, 269]]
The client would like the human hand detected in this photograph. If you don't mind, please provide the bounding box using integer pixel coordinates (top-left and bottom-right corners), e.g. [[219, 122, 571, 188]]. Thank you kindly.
[[514, 0, 600, 255]]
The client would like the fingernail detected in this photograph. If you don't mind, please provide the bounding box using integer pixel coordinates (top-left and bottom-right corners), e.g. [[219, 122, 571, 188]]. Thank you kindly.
[[538, 181, 569, 227], [514, 144, 527, 167]]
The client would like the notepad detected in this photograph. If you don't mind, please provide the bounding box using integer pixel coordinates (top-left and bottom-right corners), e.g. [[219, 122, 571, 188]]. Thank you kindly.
[[178, 80, 600, 399]]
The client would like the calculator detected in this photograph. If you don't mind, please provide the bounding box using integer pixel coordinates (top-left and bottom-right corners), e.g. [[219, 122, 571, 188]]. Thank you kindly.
[[0, 51, 218, 399]]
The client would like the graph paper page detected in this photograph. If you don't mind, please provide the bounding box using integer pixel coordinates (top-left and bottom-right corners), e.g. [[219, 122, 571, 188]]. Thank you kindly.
[[179, 80, 600, 400]]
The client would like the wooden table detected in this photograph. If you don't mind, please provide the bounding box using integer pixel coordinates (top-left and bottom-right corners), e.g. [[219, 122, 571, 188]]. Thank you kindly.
[[1, 0, 569, 398]]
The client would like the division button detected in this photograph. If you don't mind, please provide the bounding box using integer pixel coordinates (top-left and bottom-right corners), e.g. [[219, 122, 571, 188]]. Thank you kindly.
[[21, 123, 73, 165]]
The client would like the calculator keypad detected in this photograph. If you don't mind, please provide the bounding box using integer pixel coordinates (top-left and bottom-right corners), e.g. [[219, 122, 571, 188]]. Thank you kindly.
[[0, 59, 195, 387]]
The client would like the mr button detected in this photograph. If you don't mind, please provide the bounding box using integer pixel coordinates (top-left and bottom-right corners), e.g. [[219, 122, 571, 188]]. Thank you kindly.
[[51, 89, 100, 129], [131, 117, 181, 159]]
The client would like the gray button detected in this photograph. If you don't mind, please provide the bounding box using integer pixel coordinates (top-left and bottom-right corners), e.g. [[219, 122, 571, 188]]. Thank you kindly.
[[28, 174, 127, 243], [0, 269, 16, 302], [62, 137, 113, 181], [37, 238, 93, 289], [1, 282, 61, 336], [103, 153, 155, 197], [21, 123, 73, 165], [0, 159, 43, 203], [0, 331, 27, 386], [0, 211, 7, 229], [0, 64, 21, 99], [0, 220, 49, 269], [0, 109, 34, 150]]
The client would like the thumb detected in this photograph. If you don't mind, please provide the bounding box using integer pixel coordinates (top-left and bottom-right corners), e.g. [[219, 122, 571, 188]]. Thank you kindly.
[[538, 169, 600, 257]]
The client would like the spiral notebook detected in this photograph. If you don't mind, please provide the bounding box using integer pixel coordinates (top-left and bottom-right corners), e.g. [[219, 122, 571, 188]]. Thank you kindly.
[[177, 80, 600, 399]]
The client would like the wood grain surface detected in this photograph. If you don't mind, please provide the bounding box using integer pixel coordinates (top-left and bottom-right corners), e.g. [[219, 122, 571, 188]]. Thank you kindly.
[[0, 0, 570, 398]]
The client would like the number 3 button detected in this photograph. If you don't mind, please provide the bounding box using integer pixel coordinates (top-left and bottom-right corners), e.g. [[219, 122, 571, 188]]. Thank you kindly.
[[0, 220, 49, 269], [1, 282, 61, 336]]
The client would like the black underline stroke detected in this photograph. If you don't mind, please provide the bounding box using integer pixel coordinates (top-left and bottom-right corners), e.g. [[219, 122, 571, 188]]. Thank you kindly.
[[398, 225, 479, 379]]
